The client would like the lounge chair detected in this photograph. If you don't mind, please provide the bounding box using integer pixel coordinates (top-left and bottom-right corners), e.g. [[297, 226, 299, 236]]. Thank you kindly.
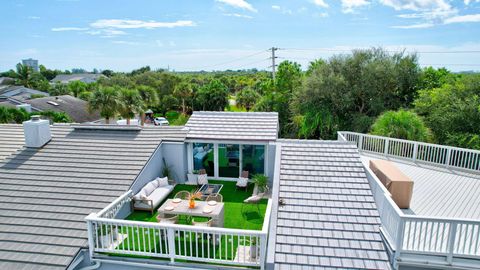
[[174, 191, 190, 200], [236, 171, 249, 191]]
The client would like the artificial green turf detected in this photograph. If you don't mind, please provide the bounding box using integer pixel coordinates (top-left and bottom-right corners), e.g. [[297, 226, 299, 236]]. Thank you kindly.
[[126, 180, 268, 230]]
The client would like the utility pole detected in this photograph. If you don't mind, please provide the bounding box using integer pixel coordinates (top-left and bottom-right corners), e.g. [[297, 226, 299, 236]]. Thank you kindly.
[[270, 47, 278, 81]]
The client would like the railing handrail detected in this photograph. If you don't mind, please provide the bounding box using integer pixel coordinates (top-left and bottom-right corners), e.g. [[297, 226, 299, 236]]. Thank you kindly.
[[339, 131, 480, 155], [87, 214, 267, 236], [96, 190, 133, 218]]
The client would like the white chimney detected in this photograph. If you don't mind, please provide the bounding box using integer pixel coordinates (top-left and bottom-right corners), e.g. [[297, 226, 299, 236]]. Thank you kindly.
[[16, 104, 32, 113], [23, 115, 51, 148]]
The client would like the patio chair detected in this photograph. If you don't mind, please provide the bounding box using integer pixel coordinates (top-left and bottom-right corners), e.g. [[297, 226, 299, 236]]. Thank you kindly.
[[174, 191, 190, 200], [206, 193, 223, 203], [192, 218, 213, 227], [241, 193, 264, 213], [236, 171, 249, 191], [198, 169, 208, 186], [156, 214, 178, 224]]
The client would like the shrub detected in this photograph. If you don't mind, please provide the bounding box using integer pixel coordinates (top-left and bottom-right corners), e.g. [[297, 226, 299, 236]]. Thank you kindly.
[[370, 110, 431, 142]]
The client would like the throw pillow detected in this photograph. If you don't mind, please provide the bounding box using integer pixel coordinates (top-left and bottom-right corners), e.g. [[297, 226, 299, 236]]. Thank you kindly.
[[133, 189, 146, 201], [197, 174, 208, 185], [156, 177, 169, 187], [237, 177, 248, 187], [143, 181, 157, 196]]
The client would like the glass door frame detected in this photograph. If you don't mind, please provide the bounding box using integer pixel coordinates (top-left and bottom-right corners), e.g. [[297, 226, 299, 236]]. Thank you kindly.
[[187, 141, 268, 180]]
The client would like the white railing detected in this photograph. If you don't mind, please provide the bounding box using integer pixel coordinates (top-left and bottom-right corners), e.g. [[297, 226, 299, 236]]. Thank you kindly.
[[363, 164, 480, 268], [338, 131, 480, 173], [96, 190, 133, 219], [86, 192, 271, 269]]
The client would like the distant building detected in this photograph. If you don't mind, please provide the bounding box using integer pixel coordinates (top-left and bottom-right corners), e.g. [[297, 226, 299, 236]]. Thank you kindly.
[[51, 73, 106, 84], [22, 58, 39, 72]]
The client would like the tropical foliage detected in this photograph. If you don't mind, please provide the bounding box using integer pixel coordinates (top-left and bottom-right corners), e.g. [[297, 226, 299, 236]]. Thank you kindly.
[[370, 110, 431, 142]]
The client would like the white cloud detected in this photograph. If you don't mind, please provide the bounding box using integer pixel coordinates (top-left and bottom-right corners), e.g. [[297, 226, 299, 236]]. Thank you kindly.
[[392, 22, 434, 28], [341, 0, 370, 13], [51, 27, 89, 31], [156, 40, 164, 47], [313, 0, 329, 8], [223, 13, 254, 19], [215, 0, 257, 12], [27, 16, 40, 20], [111, 40, 140, 45], [272, 5, 281, 10], [380, 0, 451, 11], [90, 19, 196, 29], [444, 14, 480, 24], [464, 0, 479, 5]]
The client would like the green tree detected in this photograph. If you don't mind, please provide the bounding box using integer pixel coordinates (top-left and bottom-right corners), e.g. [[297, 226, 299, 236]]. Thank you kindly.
[[196, 80, 229, 111], [88, 87, 119, 124], [0, 106, 13, 123], [67, 81, 88, 97], [417, 67, 456, 91], [37, 111, 72, 123], [137, 85, 159, 125], [39, 65, 60, 81], [236, 87, 259, 111], [49, 82, 70, 96], [414, 73, 480, 149], [174, 82, 193, 114], [292, 48, 420, 139], [158, 95, 178, 116], [119, 88, 144, 125], [78, 91, 92, 101], [370, 110, 431, 141], [14, 63, 34, 87]]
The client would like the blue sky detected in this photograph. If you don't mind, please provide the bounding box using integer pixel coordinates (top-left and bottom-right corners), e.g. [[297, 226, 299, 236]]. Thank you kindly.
[[1, 0, 480, 72]]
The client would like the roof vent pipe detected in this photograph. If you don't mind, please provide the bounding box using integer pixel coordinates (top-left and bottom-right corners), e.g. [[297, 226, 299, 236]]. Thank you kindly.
[[23, 115, 51, 148]]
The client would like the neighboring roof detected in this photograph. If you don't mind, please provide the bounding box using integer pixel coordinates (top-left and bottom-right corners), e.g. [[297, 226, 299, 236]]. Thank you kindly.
[[269, 140, 390, 269], [0, 77, 14, 85], [185, 111, 278, 141], [51, 74, 105, 84], [0, 124, 188, 270], [26, 95, 100, 123], [0, 85, 49, 99]]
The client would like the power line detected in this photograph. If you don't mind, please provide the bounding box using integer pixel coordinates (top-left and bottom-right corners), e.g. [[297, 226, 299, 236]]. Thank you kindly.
[[280, 47, 480, 54], [193, 49, 268, 70]]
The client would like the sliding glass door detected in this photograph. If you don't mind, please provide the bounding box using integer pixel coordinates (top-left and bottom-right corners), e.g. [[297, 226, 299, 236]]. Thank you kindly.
[[218, 144, 240, 178], [192, 143, 214, 176], [242, 145, 265, 177]]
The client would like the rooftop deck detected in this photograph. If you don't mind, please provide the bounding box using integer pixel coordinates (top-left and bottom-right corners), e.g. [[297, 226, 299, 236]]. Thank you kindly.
[[360, 154, 480, 220]]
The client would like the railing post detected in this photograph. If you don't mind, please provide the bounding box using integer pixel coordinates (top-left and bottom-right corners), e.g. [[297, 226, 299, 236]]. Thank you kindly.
[[384, 139, 389, 156], [167, 227, 176, 264], [259, 234, 267, 270], [85, 213, 97, 259], [412, 142, 418, 162], [445, 148, 452, 168], [393, 218, 405, 269], [358, 134, 364, 151], [446, 222, 457, 264]]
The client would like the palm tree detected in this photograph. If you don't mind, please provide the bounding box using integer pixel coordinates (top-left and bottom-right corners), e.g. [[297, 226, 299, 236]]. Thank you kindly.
[[15, 63, 33, 87], [174, 82, 193, 114], [137, 86, 159, 125], [88, 87, 119, 124], [119, 88, 144, 125]]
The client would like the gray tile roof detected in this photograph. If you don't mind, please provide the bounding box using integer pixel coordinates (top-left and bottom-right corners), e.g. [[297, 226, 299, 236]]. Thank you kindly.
[[26, 95, 101, 123], [0, 124, 187, 270], [270, 140, 391, 269], [0, 124, 25, 160], [185, 111, 278, 141]]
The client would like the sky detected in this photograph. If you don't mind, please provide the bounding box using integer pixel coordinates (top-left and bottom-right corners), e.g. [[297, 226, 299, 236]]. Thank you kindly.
[[1, 0, 480, 72]]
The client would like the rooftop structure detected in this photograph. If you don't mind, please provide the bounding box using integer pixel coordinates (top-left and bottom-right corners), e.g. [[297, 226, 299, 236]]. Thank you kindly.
[[51, 74, 106, 84], [0, 85, 49, 101], [0, 112, 479, 270]]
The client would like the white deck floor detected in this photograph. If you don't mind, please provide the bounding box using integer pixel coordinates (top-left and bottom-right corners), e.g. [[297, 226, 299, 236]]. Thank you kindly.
[[360, 153, 480, 220]]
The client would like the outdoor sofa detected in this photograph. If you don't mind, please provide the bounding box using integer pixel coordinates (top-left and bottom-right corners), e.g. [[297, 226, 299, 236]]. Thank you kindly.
[[133, 177, 174, 214]]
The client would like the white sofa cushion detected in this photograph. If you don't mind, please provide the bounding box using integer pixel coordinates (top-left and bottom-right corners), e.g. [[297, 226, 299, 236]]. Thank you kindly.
[[143, 181, 157, 196], [133, 189, 146, 201], [237, 177, 248, 187], [156, 177, 169, 187], [134, 185, 174, 210], [198, 174, 208, 185]]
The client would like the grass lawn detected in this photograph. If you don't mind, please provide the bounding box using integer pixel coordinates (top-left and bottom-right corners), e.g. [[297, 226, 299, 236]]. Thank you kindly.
[[126, 180, 268, 230], [111, 181, 267, 263]]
